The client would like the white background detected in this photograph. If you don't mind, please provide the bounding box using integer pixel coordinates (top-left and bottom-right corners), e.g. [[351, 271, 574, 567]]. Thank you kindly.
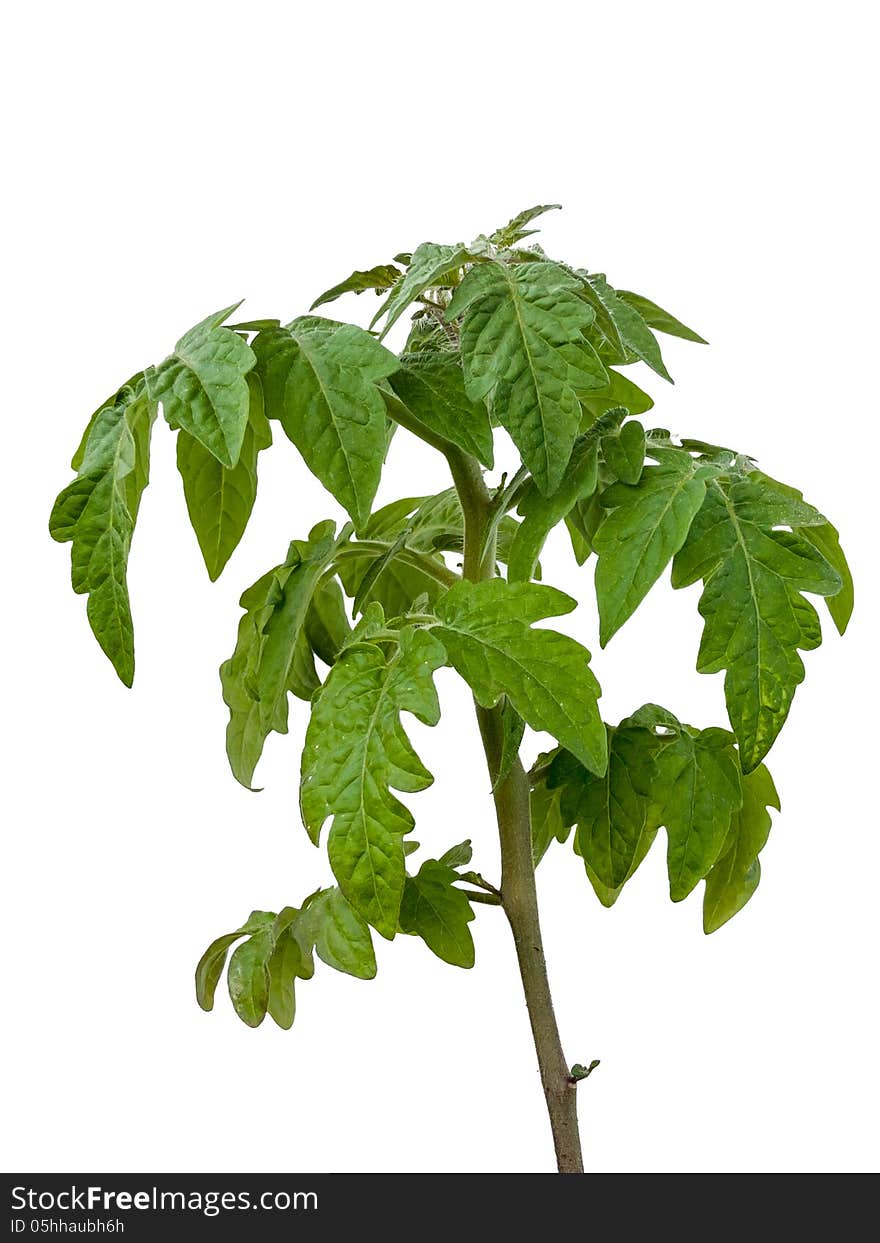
[[2, 0, 877, 1174]]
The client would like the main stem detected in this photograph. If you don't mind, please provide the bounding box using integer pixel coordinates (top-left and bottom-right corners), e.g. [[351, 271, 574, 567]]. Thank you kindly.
[[449, 448, 584, 1174]]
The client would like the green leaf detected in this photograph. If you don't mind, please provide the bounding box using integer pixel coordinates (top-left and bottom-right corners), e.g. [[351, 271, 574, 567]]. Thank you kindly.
[[438, 840, 473, 869], [448, 261, 608, 494], [194, 910, 275, 1012], [176, 372, 272, 580], [295, 888, 376, 979], [551, 725, 659, 893], [600, 419, 645, 484], [252, 317, 398, 527], [310, 263, 403, 311], [490, 204, 561, 247], [227, 928, 273, 1028], [508, 432, 599, 583], [372, 242, 472, 337], [266, 930, 302, 1029], [580, 367, 655, 423], [494, 699, 526, 790], [49, 382, 156, 686], [580, 274, 672, 381], [399, 859, 476, 967], [435, 579, 607, 776], [300, 627, 445, 938], [220, 521, 342, 788], [145, 304, 255, 468], [652, 723, 743, 901], [616, 290, 707, 344], [305, 578, 351, 665], [671, 472, 842, 770], [595, 449, 717, 645], [388, 352, 494, 466], [530, 769, 572, 867], [703, 762, 779, 933]]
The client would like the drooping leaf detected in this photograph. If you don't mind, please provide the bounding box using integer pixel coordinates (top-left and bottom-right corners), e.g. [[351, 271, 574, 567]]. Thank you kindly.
[[299, 627, 445, 938], [594, 448, 719, 645], [372, 242, 473, 337], [227, 928, 274, 1028], [194, 910, 276, 1012], [176, 373, 272, 580], [435, 579, 607, 776], [305, 578, 351, 665], [145, 304, 255, 468], [703, 762, 779, 933], [49, 382, 156, 686], [508, 431, 599, 583], [220, 521, 343, 788], [252, 317, 398, 527], [671, 471, 842, 770], [399, 859, 476, 967], [579, 274, 672, 381], [295, 888, 377, 979], [310, 263, 403, 311], [448, 261, 608, 494], [550, 725, 659, 893], [616, 290, 707, 344], [490, 204, 561, 247], [266, 930, 302, 1029], [388, 352, 494, 466]]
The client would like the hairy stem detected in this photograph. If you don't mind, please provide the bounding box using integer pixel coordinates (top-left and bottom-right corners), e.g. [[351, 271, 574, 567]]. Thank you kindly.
[[453, 454, 584, 1175]]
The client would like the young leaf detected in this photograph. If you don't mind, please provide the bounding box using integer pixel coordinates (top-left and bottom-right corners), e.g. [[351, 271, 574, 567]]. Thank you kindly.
[[176, 373, 272, 580], [448, 261, 608, 495], [594, 449, 718, 645], [49, 382, 156, 686], [672, 472, 843, 770], [490, 204, 561, 247], [703, 762, 779, 933], [438, 840, 473, 869], [580, 274, 672, 381], [373, 241, 473, 336], [600, 419, 645, 485], [310, 263, 403, 311], [299, 627, 445, 938], [145, 304, 255, 468], [435, 579, 607, 776], [616, 290, 707, 344], [295, 888, 377, 980], [220, 521, 342, 788], [252, 317, 398, 527], [399, 859, 476, 967], [388, 352, 494, 466]]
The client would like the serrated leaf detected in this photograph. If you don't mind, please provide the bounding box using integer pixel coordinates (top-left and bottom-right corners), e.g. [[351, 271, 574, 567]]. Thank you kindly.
[[600, 419, 645, 484], [49, 383, 156, 686], [448, 261, 608, 494], [654, 725, 743, 901], [490, 204, 561, 247], [176, 372, 272, 581], [294, 888, 377, 979], [399, 859, 476, 967], [703, 763, 779, 933], [581, 274, 671, 381], [435, 579, 607, 776], [595, 449, 716, 645], [145, 304, 254, 468], [617, 290, 707, 344], [227, 929, 273, 1028], [300, 627, 445, 938], [252, 318, 398, 527], [508, 432, 599, 583], [310, 263, 403, 311], [372, 241, 472, 337], [220, 521, 342, 788], [388, 352, 494, 466], [550, 725, 659, 892], [672, 472, 842, 770]]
